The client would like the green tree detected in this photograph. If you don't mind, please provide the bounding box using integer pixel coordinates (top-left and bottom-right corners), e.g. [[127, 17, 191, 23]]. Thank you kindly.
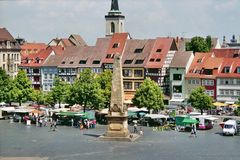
[[51, 77, 68, 107], [71, 69, 102, 112], [96, 70, 112, 109], [132, 78, 164, 112], [30, 89, 45, 106], [205, 35, 212, 50], [5, 80, 18, 106], [0, 68, 10, 103], [188, 86, 213, 114], [14, 70, 33, 106], [186, 36, 210, 53], [45, 91, 56, 108]]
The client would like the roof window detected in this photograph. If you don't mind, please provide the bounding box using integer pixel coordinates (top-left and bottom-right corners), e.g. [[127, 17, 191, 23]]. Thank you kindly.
[[223, 67, 230, 73], [124, 60, 133, 64], [197, 59, 202, 63], [134, 47, 144, 53], [70, 61, 74, 64], [61, 61, 65, 64], [149, 58, 155, 62], [79, 60, 87, 64], [106, 54, 112, 58], [135, 59, 144, 64], [156, 59, 161, 62], [156, 49, 162, 53], [112, 43, 119, 48], [93, 60, 100, 64]]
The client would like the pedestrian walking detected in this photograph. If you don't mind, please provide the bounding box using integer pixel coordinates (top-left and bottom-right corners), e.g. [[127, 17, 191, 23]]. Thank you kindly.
[[190, 124, 197, 137], [133, 123, 138, 133], [139, 127, 144, 136]]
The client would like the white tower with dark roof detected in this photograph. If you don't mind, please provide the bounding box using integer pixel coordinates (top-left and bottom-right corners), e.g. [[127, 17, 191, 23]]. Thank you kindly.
[[105, 0, 125, 37]]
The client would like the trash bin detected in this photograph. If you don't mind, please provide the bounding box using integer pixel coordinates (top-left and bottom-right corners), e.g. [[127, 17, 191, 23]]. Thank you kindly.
[[26, 120, 31, 126]]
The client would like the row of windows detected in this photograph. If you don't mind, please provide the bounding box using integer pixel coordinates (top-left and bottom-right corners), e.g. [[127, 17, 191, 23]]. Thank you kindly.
[[2, 64, 18, 72], [188, 79, 200, 85], [205, 90, 214, 96], [219, 89, 240, 96], [123, 81, 142, 90], [44, 73, 57, 80], [219, 78, 240, 85], [202, 79, 214, 86], [2, 53, 20, 62], [123, 69, 143, 77], [61, 60, 100, 65]]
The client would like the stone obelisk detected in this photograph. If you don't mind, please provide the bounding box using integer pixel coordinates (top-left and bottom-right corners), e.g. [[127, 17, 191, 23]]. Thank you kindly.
[[100, 53, 132, 141]]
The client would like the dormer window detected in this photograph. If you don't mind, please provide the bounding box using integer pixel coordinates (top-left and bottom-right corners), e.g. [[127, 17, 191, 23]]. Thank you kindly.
[[197, 59, 202, 63], [61, 61, 65, 64], [149, 58, 155, 62], [79, 60, 87, 64], [93, 60, 100, 64], [106, 54, 112, 58], [6, 41, 10, 48], [70, 61, 74, 64], [124, 60, 133, 64], [36, 57, 40, 63], [135, 59, 144, 64], [223, 67, 230, 73], [236, 67, 240, 73], [156, 49, 162, 53], [134, 48, 144, 53], [112, 43, 119, 48], [156, 58, 161, 62]]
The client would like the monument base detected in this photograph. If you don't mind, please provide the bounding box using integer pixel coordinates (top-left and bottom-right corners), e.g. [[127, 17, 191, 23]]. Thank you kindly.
[[99, 113, 140, 142]]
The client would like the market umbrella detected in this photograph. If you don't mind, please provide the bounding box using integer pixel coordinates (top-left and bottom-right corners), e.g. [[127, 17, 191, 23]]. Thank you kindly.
[[230, 104, 239, 107], [182, 117, 199, 124], [213, 102, 227, 107]]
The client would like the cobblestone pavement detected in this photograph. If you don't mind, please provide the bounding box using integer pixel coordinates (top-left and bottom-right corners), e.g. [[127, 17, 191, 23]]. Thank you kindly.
[[0, 120, 240, 160]]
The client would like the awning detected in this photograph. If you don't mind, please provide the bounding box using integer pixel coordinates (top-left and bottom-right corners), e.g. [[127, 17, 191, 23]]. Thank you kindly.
[[182, 117, 199, 124], [225, 101, 234, 105], [0, 107, 15, 112], [145, 114, 168, 119], [128, 107, 148, 112], [170, 99, 184, 102], [205, 117, 218, 121], [213, 102, 227, 107]]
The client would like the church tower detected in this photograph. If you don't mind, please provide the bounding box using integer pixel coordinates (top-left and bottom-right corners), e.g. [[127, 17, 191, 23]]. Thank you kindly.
[[105, 0, 125, 37]]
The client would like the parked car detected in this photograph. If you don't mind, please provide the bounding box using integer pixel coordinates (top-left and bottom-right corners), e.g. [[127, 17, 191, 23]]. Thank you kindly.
[[223, 120, 237, 136]]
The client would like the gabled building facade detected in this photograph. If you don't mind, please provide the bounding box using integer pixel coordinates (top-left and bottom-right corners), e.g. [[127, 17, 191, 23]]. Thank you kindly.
[[169, 51, 194, 105], [216, 58, 240, 104], [0, 28, 21, 78], [19, 46, 63, 90], [145, 38, 178, 95]]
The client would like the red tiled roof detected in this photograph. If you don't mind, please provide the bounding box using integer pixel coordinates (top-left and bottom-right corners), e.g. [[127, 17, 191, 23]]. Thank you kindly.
[[212, 48, 240, 58], [20, 43, 47, 51], [145, 37, 177, 68], [217, 58, 240, 78], [0, 28, 15, 41], [186, 52, 213, 78], [122, 39, 155, 68], [103, 33, 128, 63], [19, 47, 54, 67]]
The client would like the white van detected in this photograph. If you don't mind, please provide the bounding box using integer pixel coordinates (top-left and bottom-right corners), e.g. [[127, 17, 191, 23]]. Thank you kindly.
[[223, 120, 237, 136]]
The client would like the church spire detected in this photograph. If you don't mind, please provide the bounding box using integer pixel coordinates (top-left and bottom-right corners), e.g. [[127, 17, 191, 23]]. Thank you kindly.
[[105, 0, 125, 37], [111, 0, 119, 11]]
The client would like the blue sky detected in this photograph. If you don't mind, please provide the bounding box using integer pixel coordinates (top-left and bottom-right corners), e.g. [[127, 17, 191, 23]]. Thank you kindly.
[[0, 0, 239, 45]]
